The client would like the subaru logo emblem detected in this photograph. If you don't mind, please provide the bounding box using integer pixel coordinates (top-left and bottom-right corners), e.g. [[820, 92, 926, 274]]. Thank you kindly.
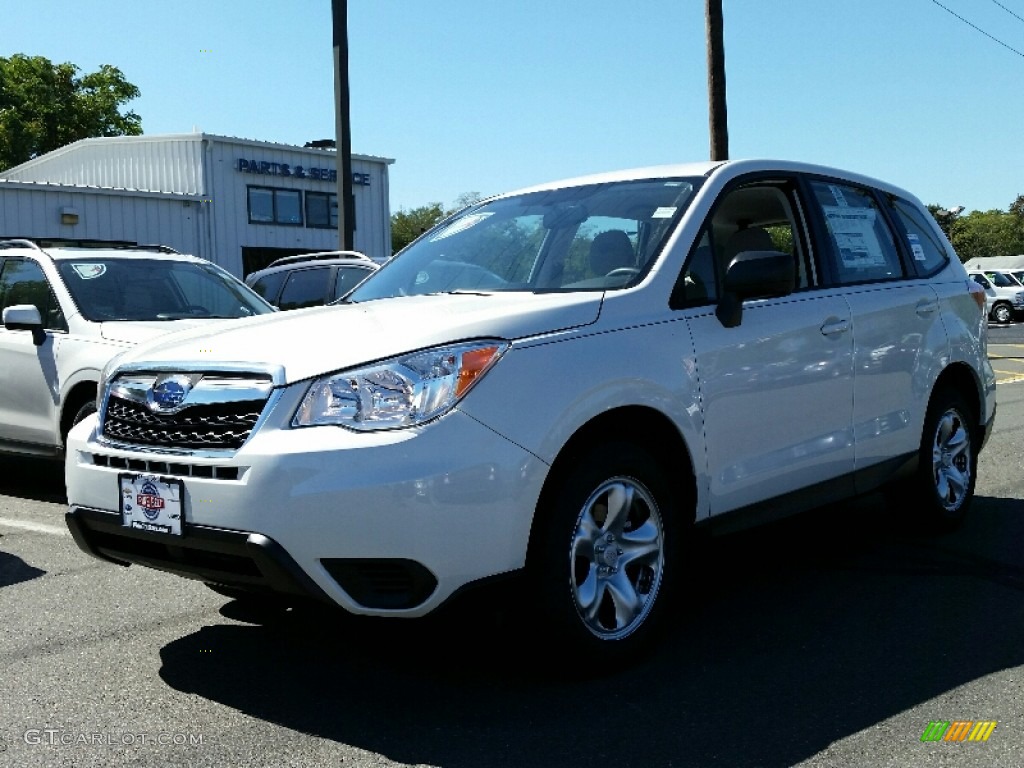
[[147, 374, 194, 413]]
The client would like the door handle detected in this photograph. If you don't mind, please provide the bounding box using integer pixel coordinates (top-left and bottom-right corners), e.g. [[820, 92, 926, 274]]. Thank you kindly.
[[915, 298, 938, 316], [820, 317, 849, 336]]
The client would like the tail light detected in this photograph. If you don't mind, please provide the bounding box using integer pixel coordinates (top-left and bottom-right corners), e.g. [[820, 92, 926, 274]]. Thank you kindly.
[[967, 279, 987, 313]]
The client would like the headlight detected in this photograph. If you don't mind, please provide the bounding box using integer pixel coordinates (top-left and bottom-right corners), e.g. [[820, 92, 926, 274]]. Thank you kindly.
[[98, 350, 129, 409], [293, 340, 508, 431]]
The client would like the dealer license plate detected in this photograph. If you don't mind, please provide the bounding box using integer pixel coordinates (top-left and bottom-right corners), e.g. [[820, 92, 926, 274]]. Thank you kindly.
[[119, 474, 183, 536]]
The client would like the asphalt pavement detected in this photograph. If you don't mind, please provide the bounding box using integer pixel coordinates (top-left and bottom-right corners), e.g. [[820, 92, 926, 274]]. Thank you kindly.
[[0, 347, 1023, 767]]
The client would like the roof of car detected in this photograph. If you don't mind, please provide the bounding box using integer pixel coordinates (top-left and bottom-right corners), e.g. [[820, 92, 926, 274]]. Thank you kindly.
[[498, 158, 913, 203], [0, 240, 205, 262], [266, 250, 371, 268], [246, 253, 377, 284]]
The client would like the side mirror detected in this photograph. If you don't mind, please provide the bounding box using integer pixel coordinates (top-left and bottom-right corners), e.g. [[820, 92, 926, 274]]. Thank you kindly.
[[716, 250, 796, 328], [3, 304, 46, 346]]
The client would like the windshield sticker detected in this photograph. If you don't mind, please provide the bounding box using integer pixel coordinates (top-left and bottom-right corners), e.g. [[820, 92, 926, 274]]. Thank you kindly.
[[651, 207, 677, 219], [907, 233, 926, 261], [70, 263, 107, 279], [429, 212, 494, 242], [822, 207, 888, 268]]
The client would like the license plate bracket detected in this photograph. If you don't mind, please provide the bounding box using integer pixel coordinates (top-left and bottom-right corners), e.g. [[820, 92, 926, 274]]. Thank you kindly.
[[119, 473, 184, 536]]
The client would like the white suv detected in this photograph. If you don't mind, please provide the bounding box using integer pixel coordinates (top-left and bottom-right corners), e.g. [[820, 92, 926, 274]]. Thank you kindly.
[[0, 240, 274, 458], [64, 160, 996, 663]]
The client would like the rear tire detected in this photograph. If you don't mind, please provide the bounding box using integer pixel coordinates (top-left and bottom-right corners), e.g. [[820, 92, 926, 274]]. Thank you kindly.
[[903, 387, 977, 531], [530, 442, 682, 667]]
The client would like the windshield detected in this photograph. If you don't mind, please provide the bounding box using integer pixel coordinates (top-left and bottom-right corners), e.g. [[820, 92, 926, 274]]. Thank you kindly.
[[349, 177, 698, 302], [56, 258, 275, 321], [984, 271, 1019, 288]]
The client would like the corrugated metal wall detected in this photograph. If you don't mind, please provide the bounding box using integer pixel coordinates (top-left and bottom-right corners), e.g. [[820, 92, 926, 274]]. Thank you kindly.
[[1, 135, 205, 194], [0, 182, 202, 255], [0, 133, 394, 275]]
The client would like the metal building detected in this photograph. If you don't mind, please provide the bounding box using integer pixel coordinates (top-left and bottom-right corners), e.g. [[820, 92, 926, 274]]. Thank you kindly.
[[0, 133, 394, 277]]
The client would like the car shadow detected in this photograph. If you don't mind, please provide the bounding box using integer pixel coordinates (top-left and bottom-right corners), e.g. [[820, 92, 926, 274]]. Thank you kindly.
[[156, 492, 1024, 767], [0, 543, 46, 588], [0, 456, 66, 504]]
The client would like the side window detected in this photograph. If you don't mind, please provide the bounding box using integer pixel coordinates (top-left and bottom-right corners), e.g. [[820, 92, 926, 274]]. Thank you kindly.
[[970, 273, 991, 289], [250, 271, 287, 304], [0, 259, 66, 331], [278, 267, 330, 310], [333, 266, 372, 299], [677, 181, 809, 307], [679, 231, 717, 304], [885, 196, 949, 276], [808, 181, 903, 285]]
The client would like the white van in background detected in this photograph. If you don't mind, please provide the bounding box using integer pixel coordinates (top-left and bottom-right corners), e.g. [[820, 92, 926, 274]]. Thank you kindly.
[[967, 269, 1024, 323]]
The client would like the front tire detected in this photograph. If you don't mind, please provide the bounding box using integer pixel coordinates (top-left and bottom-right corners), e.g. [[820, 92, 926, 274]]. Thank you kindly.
[[991, 302, 1012, 324], [531, 442, 681, 665], [908, 387, 977, 531]]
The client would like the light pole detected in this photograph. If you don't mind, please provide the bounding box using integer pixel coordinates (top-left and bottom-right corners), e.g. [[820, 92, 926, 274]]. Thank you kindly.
[[332, 0, 354, 251], [705, 0, 728, 161]]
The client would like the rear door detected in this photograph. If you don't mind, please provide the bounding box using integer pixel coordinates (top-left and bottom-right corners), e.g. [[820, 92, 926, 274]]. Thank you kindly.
[[803, 179, 949, 476]]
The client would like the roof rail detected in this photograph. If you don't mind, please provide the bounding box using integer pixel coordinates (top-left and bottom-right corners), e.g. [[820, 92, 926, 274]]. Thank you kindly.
[[0, 238, 43, 251], [267, 250, 370, 268], [132, 244, 181, 254]]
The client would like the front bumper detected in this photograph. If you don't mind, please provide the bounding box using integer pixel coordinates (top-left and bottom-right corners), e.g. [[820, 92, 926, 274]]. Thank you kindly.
[[64, 408, 547, 616], [65, 507, 333, 600]]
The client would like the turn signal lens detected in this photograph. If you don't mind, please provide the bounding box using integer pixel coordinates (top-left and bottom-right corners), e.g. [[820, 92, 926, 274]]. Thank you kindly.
[[967, 279, 987, 313]]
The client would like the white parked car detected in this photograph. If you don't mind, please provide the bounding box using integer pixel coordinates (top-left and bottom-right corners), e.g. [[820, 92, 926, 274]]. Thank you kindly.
[[0, 240, 274, 458], [966, 269, 1024, 324], [64, 160, 996, 663]]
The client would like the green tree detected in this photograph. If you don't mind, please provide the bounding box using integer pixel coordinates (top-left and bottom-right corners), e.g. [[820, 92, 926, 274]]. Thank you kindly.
[[0, 54, 141, 171], [390, 193, 485, 253], [927, 204, 962, 239], [950, 210, 1024, 261], [1010, 194, 1024, 220], [390, 202, 445, 253]]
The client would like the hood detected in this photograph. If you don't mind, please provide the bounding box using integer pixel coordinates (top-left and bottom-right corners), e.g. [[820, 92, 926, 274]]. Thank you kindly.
[[114, 292, 603, 384], [99, 318, 224, 345]]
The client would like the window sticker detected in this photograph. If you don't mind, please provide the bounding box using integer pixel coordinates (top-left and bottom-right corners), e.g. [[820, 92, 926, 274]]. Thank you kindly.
[[429, 212, 493, 242], [907, 233, 926, 261], [828, 184, 849, 207], [822, 207, 888, 268], [651, 206, 677, 219], [71, 263, 107, 279]]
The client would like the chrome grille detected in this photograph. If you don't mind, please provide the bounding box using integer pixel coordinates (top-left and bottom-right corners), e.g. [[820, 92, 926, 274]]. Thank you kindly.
[[101, 372, 274, 451], [103, 397, 264, 449]]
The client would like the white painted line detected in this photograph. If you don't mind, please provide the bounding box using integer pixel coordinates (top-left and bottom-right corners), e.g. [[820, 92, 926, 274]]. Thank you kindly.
[[0, 517, 69, 536]]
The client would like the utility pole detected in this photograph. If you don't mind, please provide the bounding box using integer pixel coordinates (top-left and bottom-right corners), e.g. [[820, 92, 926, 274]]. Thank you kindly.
[[705, 0, 729, 161], [332, 0, 355, 250]]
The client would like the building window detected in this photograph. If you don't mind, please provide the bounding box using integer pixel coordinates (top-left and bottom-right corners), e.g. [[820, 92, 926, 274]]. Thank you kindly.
[[247, 186, 303, 226], [306, 192, 338, 229]]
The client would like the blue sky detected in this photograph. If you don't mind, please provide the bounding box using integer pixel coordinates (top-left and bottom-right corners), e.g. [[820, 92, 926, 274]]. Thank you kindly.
[[3, 0, 1023, 214]]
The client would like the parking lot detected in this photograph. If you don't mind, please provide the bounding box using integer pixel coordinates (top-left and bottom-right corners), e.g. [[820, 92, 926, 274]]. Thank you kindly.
[[1, 347, 1023, 768], [988, 320, 1024, 384]]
